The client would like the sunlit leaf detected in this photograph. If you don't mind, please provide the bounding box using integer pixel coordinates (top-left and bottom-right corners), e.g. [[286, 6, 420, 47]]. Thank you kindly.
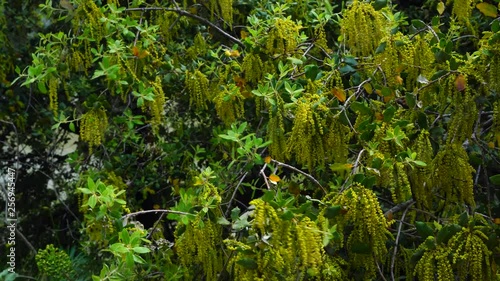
[[437, 1, 445, 15], [332, 87, 346, 102], [269, 174, 280, 184], [477, 2, 498, 18]]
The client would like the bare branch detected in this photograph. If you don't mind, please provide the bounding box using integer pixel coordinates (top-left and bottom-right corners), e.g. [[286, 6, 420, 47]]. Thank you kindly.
[[124, 7, 244, 48], [270, 159, 326, 194], [122, 209, 195, 221]]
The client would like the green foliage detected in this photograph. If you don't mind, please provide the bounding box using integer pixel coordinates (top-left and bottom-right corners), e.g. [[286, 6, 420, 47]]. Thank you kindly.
[[1, 0, 500, 280]]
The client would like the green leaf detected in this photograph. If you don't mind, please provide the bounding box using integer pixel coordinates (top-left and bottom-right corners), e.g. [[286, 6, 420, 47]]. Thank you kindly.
[[343, 56, 358, 66], [351, 101, 372, 115], [324, 205, 341, 218], [477, 2, 498, 18], [375, 41, 387, 54], [412, 19, 426, 29], [489, 174, 500, 185], [217, 216, 231, 225], [87, 177, 96, 191], [230, 207, 241, 221], [132, 246, 151, 254], [430, 70, 448, 81], [280, 210, 295, 220], [78, 187, 93, 195], [120, 229, 130, 244], [436, 224, 461, 244], [261, 190, 275, 202], [339, 64, 355, 75], [372, 0, 387, 10], [492, 20, 500, 33], [287, 57, 303, 65], [305, 64, 321, 81], [88, 195, 97, 208], [110, 243, 129, 254], [411, 249, 425, 264], [413, 160, 427, 167], [405, 93, 416, 108], [415, 221, 434, 239], [69, 122, 76, 132], [383, 106, 396, 122], [37, 81, 47, 93], [236, 258, 258, 269]]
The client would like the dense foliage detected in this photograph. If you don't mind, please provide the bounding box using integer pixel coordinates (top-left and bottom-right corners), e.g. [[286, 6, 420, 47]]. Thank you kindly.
[[1, 0, 500, 280]]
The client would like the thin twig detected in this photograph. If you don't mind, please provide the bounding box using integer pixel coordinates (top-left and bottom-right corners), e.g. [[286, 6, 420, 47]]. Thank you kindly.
[[270, 159, 326, 194], [259, 163, 271, 190], [121, 209, 195, 221], [15, 228, 37, 255], [124, 7, 244, 48], [225, 171, 249, 217], [384, 199, 415, 217], [390, 200, 415, 281]]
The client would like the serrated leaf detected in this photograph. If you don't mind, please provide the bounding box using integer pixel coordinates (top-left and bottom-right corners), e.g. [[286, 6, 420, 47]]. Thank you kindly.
[[477, 2, 498, 18]]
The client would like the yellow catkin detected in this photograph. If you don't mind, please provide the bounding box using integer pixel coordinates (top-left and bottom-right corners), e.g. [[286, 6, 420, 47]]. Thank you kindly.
[[149, 76, 166, 131], [48, 77, 59, 116], [214, 84, 245, 125], [325, 184, 393, 279], [341, 0, 387, 57], [415, 243, 453, 281], [449, 225, 493, 281], [80, 107, 108, 153], [409, 130, 433, 208], [186, 69, 210, 110], [265, 17, 302, 55], [432, 143, 475, 207]]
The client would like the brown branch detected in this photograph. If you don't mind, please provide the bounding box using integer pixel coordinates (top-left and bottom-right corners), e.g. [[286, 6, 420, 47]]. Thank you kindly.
[[124, 7, 244, 48]]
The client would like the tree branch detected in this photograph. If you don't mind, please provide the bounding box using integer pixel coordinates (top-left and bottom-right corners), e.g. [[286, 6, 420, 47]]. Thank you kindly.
[[124, 7, 244, 48], [270, 159, 326, 194], [122, 209, 195, 221]]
